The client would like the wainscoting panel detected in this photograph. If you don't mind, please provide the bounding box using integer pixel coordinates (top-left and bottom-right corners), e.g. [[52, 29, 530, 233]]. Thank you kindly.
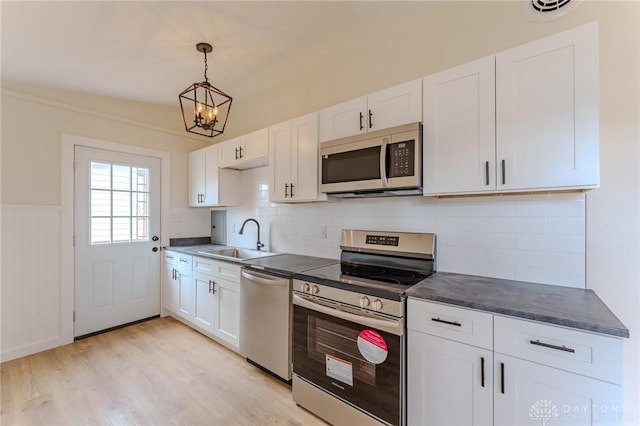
[[1, 205, 63, 361]]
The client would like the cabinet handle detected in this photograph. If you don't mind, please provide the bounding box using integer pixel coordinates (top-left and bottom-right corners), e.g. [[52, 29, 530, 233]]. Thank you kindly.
[[485, 161, 490, 186], [501, 159, 506, 185], [480, 356, 485, 387], [211, 280, 217, 294], [179, 259, 188, 263], [529, 339, 576, 353], [285, 183, 289, 198], [500, 362, 505, 394], [359, 112, 364, 130], [239, 146, 243, 159], [172, 268, 176, 280], [235, 147, 239, 160], [290, 183, 295, 198], [431, 317, 462, 327], [368, 109, 373, 129], [167, 255, 174, 260]]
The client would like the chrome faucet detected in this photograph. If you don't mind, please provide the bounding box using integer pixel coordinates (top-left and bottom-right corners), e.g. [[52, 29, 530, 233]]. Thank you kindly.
[[239, 218, 264, 251]]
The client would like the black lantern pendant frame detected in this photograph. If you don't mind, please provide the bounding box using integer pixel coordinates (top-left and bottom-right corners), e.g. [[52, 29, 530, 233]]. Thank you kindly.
[[179, 43, 233, 138]]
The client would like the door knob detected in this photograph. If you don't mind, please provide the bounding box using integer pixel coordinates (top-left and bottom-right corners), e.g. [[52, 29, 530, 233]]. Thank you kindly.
[[152, 236, 159, 241], [152, 247, 158, 252]]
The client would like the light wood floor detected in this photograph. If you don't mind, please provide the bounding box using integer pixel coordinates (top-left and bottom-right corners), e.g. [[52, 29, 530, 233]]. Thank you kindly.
[[1, 316, 328, 425]]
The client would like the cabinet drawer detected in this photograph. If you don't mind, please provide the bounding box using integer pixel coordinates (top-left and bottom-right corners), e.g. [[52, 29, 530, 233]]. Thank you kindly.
[[175, 254, 192, 271], [193, 256, 240, 283], [494, 316, 623, 384], [164, 251, 178, 266], [407, 299, 493, 350]]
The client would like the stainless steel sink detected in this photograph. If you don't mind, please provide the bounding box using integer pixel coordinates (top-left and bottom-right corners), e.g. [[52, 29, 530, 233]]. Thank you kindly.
[[197, 247, 278, 261]]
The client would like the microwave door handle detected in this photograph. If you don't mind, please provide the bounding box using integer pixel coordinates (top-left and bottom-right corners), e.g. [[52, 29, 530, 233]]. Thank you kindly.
[[380, 137, 390, 187]]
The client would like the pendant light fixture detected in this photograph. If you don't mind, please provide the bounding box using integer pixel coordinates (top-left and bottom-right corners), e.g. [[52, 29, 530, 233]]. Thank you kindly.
[[179, 42, 232, 138]]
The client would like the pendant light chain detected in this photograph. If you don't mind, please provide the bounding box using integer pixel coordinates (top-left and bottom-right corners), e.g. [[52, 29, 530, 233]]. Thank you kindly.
[[203, 50, 209, 83]]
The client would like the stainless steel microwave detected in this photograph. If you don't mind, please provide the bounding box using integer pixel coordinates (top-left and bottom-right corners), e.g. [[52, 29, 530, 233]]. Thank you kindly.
[[320, 122, 422, 197]]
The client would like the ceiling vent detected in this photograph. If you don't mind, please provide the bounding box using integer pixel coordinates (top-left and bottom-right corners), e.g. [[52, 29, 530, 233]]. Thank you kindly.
[[523, 0, 583, 22]]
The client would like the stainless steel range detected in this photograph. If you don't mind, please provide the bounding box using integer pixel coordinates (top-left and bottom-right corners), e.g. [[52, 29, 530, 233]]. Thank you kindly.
[[292, 229, 436, 426]]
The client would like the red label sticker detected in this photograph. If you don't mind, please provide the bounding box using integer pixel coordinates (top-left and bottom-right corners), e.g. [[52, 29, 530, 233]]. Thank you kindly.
[[357, 329, 388, 364]]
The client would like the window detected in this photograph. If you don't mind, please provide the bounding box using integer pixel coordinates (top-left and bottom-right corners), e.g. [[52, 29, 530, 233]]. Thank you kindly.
[[90, 161, 150, 245]]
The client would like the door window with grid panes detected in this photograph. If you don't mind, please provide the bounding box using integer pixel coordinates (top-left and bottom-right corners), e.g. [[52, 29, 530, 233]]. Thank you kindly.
[[90, 161, 150, 244]]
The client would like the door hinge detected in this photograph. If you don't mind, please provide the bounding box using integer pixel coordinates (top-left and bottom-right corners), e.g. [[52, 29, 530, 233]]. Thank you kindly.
[[73, 235, 76, 246], [73, 311, 76, 322]]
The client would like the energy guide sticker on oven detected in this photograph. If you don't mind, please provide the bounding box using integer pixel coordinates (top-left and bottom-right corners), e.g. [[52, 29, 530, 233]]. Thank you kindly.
[[325, 354, 353, 386]]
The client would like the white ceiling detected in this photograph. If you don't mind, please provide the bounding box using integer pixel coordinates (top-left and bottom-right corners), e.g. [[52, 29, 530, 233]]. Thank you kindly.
[[1, 1, 431, 106]]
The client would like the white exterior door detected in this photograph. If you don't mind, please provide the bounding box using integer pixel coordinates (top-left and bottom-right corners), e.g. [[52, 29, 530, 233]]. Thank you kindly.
[[74, 146, 161, 337]]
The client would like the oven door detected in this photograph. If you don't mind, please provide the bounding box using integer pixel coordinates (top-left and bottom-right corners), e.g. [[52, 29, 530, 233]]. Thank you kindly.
[[292, 293, 403, 426]]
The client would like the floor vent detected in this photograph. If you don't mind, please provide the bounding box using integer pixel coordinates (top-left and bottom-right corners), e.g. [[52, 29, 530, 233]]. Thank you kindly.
[[523, 0, 583, 22]]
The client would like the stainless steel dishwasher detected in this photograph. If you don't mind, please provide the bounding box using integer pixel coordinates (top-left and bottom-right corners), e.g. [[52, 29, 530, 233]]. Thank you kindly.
[[240, 267, 292, 382]]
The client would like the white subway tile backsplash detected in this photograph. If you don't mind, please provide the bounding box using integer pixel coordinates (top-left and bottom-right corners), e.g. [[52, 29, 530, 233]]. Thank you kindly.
[[516, 217, 549, 234], [225, 167, 585, 288]]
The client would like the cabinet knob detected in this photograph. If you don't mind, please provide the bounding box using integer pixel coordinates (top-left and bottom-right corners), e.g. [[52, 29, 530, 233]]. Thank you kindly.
[[301, 282, 310, 293], [311, 285, 319, 295]]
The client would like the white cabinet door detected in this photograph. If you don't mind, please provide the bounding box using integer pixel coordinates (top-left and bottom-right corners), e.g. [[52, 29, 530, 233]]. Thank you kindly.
[[367, 79, 422, 132], [496, 22, 599, 191], [494, 354, 622, 426], [163, 262, 179, 314], [423, 56, 496, 195], [219, 128, 269, 169], [188, 149, 206, 206], [408, 330, 493, 426], [176, 267, 193, 321], [189, 146, 240, 207], [192, 272, 215, 332], [269, 120, 294, 202], [269, 113, 324, 203], [318, 96, 367, 142], [291, 113, 322, 201], [213, 277, 240, 348]]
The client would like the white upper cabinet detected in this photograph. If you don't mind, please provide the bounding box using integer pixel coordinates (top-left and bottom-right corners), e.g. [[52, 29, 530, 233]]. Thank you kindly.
[[219, 128, 269, 169], [423, 23, 599, 196], [269, 112, 326, 203], [496, 22, 599, 191], [423, 56, 496, 195], [188, 145, 240, 207], [319, 79, 422, 142]]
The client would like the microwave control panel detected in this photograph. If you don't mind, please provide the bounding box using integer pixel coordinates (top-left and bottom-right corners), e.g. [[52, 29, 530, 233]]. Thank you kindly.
[[388, 140, 415, 177]]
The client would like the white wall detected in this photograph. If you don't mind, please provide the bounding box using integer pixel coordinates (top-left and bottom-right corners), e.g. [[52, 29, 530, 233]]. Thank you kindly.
[[228, 167, 588, 288]]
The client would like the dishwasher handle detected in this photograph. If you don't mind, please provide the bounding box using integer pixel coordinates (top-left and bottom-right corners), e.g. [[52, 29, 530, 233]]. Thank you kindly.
[[241, 269, 289, 287]]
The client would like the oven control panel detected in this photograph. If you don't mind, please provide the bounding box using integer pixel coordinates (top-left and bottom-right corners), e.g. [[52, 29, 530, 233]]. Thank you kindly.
[[365, 234, 399, 246], [294, 279, 402, 318]]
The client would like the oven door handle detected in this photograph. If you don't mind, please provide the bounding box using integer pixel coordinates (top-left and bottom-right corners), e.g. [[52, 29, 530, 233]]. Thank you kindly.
[[293, 294, 402, 336]]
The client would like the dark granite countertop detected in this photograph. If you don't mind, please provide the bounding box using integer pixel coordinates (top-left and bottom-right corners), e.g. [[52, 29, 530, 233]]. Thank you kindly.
[[164, 244, 337, 277], [406, 272, 629, 338]]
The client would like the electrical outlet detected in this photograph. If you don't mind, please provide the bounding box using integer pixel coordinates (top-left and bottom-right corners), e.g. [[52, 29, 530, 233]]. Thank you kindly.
[[232, 223, 236, 233], [172, 211, 184, 223], [320, 225, 327, 239]]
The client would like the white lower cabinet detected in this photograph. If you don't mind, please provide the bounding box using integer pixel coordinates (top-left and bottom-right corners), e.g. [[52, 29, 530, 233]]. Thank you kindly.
[[164, 251, 241, 352], [407, 298, 624, 426], [494, 354, 622, 426], [408, 330, 493, 426], [163, 251, 193, 322]]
